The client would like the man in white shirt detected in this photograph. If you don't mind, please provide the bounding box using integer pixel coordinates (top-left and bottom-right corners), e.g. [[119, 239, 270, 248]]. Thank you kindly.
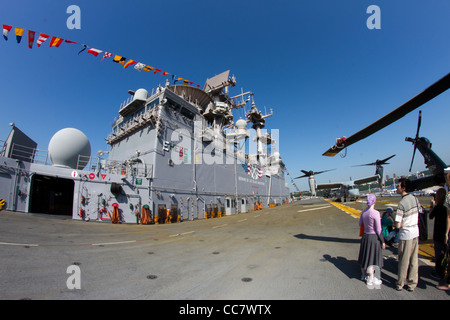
[[394, 178, 420, 292]]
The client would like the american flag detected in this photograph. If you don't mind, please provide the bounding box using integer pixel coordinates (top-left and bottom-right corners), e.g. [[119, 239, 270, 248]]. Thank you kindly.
[[241, 163, 264, 179]]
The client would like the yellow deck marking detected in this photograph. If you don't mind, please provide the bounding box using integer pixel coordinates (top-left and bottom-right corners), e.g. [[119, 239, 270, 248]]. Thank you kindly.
[[324, 199, 361, 219], [418, 240, 434, 260]]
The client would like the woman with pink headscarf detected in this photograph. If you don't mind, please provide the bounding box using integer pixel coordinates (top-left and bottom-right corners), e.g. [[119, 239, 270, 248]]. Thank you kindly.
[[358, 194, 386, 286]]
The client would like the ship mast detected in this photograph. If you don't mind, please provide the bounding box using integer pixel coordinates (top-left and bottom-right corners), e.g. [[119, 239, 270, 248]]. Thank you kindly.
[[202, 71, 277, 168], [246, 101, 273, 156], [203, 70, 237, 133]]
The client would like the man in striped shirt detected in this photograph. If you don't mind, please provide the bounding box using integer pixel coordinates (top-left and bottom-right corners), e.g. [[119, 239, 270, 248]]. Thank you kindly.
[[394, 178, 420, 292]]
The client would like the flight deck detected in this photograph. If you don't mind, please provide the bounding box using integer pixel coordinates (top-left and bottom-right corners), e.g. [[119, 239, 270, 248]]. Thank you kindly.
[[0, 197, 448, 302]]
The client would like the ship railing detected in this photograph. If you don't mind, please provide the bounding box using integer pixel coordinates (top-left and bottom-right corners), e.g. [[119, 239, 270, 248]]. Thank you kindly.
[[30, 147, 50, 165], [107, 107, 158, 145], [0, 139, 6, 156], [77, 154, 93, 171], [77, 155, 153, 178], [119, 96, 134, 112], [0, 139, 153, 177], [101, 159, 153, 177], [0, 140, 51, 165]]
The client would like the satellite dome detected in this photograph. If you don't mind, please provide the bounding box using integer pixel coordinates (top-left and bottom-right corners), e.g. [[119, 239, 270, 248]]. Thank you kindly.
[[133, 88, 148, 101], [236, 118, 247, 129], [48, 128, 91, 170], [235, 118, 247, 134]]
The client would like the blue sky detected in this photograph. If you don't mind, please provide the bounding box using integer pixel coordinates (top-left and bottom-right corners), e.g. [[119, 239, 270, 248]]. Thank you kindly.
[[0, 0, 449, 192]]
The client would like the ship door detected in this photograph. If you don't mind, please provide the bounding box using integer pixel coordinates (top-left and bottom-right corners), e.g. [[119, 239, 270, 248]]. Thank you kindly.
[[240, 198, 248, 213], [225, 197, 236, 216], [157, 204, 167, 224], [170, 204, 178, 223], [186, 198, 200, 220], [205, 204, 212, 219], [29, 174, 74, 215]]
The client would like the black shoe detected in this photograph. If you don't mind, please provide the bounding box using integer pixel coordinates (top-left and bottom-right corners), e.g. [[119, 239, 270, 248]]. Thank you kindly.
[[430, 272, 443, 280]]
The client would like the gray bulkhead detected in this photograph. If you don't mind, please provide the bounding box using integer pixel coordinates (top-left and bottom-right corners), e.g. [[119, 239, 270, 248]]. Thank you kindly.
[[0, 83, 289, 224], [100, 86, 288, 223]]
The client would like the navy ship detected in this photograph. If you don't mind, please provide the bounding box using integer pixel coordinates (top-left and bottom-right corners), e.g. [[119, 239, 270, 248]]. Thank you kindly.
[[0, 71, 290, 224]]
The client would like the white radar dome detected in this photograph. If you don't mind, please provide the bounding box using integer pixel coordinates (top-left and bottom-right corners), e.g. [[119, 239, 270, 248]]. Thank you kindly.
[[235, 118, 248, 134], [235, 118, 247, 129], [133, 88, 148, 101], [48, 128, 91, 170]]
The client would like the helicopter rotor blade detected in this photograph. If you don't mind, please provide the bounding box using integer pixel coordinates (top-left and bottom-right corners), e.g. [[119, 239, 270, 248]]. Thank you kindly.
[[352, 163, 376, 167], [323, 73, 450, 157], [381, 154, 396, 163], [352, 154, 396, 167], [313, 169, 336, 175], [409, 145, 417, 172], [408, 112, 422, 172], [294, 168, 336, 179], [415, 110, 422, 139]]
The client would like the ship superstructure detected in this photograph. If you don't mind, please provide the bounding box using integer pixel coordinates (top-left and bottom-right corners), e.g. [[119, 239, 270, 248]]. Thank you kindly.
[[0, 71, 289, 223]]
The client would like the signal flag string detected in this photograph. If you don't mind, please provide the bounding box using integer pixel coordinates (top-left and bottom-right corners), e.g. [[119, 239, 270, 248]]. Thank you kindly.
[[2, 24, 200, 88]]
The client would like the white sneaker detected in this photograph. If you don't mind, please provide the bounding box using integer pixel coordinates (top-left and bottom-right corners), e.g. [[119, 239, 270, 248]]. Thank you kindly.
[[373, 277, 382, 285], [367, 278, 382, 287]]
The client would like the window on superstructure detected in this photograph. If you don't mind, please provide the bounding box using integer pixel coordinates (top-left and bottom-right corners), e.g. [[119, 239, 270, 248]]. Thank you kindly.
[[180, 107, 195, 120], [133, 106, 145, 118], [120, 106, 145, 126], [167, 99, 196, 121], [146, 98, 159, 111], [167, 99, 182, 113]]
